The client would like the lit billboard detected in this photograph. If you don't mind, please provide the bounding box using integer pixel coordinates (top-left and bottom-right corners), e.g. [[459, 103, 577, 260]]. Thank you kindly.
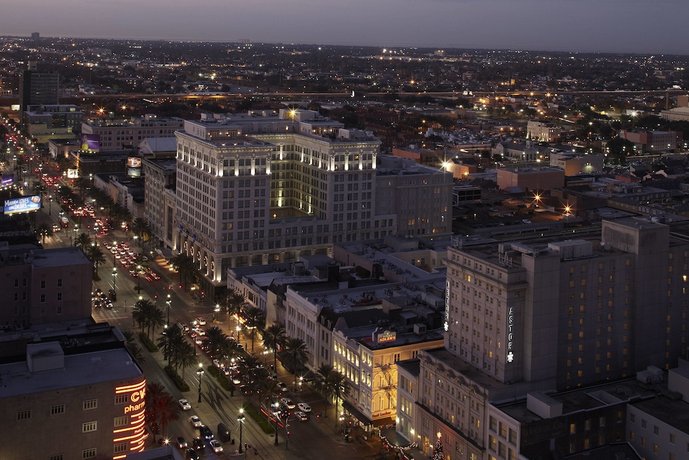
[[4, 195, 41, 215], [1, 174, 14, 187], [80, 134, 101, 152], [127, 156, 142, 178], [66, 169, 79, 179]]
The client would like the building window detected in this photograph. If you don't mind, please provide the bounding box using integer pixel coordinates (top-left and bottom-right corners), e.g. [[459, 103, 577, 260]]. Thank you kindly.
[[569, 423, 576, 434], [115, 394, 129, 405], [17, 410, 31, 420], [82, 421, 98, 433], [113, 442, 128, 454], [57, 278, 63, 287], [82, 399, 98, 410], [51, 404, 65, 415], [41, 280, 46, 289], [82, 448, 97, 459], [114, 415, 128, 427]]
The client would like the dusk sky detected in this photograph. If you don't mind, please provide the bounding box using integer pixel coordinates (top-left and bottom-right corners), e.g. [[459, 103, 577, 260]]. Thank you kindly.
[[1, 0, 687, 55]]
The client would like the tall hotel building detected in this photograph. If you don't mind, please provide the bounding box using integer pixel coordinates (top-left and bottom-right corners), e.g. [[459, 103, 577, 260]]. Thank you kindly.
[[174, 110, 452, 294], [401, 217, 689, 458]]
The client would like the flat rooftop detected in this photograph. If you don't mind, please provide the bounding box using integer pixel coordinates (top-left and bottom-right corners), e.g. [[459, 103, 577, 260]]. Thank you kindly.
[[632, 396, 689, 434], [498, 378, 656, 424], [0, 347, 142, 398]]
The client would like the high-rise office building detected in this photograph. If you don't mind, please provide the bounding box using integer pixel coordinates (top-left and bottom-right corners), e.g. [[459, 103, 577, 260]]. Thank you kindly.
[[19, 63, 59, 112], [173, 109, 452, 295]]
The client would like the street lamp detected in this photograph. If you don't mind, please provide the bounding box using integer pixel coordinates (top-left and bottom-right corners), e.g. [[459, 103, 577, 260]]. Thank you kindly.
[[166, 293, 171, 326], [112, 240, 117, 263], [238, 408, 245, 454], [112, 267, 117, 295], [236, 324, 241, 341], [73, 224, 79, 246], [272, 402, 280, 445], [196, 363, 204, 404], [298, 376, 303, 392]]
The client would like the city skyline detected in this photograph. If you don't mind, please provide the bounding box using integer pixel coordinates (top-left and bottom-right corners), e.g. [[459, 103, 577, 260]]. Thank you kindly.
[[1, 0, 688, 55]]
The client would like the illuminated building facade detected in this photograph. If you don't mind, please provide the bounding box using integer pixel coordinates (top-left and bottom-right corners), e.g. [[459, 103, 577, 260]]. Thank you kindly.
[[0, 325, 146, 460], [174, 109, 452, 294]]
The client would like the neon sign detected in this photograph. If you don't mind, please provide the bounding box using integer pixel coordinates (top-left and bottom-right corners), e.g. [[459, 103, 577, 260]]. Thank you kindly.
[[113, 379, 148, 459]]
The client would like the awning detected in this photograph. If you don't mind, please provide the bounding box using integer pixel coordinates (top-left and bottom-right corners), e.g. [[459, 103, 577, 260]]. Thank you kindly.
[[342, 400, 394, 427]]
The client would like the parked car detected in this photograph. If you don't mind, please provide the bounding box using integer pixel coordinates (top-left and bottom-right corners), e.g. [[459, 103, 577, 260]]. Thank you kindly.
[[176, 437, 188, 449], [179, 399, 192, 411], [295, 411, 309, 422], [186, 448, 199, 460], [191, 437, 204, 451]]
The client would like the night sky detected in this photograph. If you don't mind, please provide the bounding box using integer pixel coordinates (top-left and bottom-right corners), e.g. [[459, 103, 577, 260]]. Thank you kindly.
[[2, 0, 687, 54]]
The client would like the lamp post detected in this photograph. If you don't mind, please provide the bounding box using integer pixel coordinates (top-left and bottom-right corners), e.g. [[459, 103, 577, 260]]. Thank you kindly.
[[238, 408, 245, 454], [196, 363, 204, 403], [112, 240, 117, 264], [272, 401, 280, 445], [166, 293, 171, 326], [73, 224, 78, 246], [112, 267, 117, 295], [136, 264, 142, 293]]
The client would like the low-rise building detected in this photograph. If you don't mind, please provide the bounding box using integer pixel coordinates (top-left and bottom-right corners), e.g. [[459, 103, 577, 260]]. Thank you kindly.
[[496, 166, 564, 192]]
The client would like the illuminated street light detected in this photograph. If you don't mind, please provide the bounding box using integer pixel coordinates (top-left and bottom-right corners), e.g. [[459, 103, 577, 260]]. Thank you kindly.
[[238, 408, 246, 453], [197, 363, 204, 403]]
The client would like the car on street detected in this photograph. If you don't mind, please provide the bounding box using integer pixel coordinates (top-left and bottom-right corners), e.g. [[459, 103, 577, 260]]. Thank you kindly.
[[176, 437, 188, 449], [295, 411, 309, 422], [280, 398, 296, 410], [189, 415, 203, 428], [186, 448, 200, 460], [192, 437, 204, 450], [210, 439, 223, 453], [179, 398, 192, 410], [297, 402, 311, 413], [278, 382, 288, 392], [199, 425, 214, 440]]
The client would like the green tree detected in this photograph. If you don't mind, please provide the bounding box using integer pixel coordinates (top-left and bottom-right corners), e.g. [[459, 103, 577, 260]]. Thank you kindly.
[[317, 364, 349, 427], [132, 299, 164, 340], [243, 307, 265, 353], [85, 244, 105, 277], [262, 323, 286, 372], [36, 223, 52, 244], [283, 337, 309, 390], [205, 326, 227, 359], [170, 253, 196, 290], [145, 382, 180, 443], [75, 232, 91, 250]]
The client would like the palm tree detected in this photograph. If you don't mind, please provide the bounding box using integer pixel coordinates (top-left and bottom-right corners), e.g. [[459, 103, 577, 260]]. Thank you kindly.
[[262, 323, 286, 372], [170, 253, 196, 289], [177, 341, 196, 377], [132, 299, 164, 340], [317, 365, 349, 427], [243, 307, 265, 353], [145, 382, 166, 443], [36, 223, 52, 244], [131, 217, 151, 244], [85, 244, 105, 277], [75, 232, 91, 250], [157, 392, 181, 440], [158, 323, 184, 368], [205, 326, 227, 359], [283, 337, 309, 389]]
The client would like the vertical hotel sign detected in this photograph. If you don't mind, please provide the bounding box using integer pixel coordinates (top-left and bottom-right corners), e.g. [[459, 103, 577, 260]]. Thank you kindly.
[[444, 278, 450, 331], [113, 379, 148, 459], [506, 307, 515, 363]]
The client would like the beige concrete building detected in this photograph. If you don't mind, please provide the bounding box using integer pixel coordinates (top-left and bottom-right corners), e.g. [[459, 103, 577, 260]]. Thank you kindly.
[[526, 121, 561, 143], [142, 158, 176, 247], [81, 115, 183, 152], [174, 109, 452, 295], [496, 167, 564, 192], [333, 327, 443, 427], [549, 152, 604, 176]]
